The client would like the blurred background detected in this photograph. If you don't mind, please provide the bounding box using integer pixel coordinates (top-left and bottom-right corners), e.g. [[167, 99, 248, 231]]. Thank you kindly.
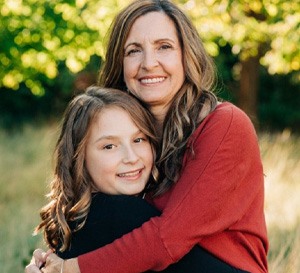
[[0, 0, 299, 272]]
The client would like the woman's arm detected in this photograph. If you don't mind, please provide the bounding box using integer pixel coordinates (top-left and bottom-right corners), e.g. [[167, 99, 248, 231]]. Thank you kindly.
[[28, 195, 161, 272], [36, 103, 266, 273], [58, 194, 161, 259], [75, 103, 266, 273]]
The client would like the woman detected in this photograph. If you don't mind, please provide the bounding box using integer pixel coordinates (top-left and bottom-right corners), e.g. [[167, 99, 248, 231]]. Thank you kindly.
[[27, 0, 268, 272]]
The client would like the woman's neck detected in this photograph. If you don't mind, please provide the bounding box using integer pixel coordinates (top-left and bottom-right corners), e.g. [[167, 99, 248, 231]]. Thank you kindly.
[[154, 120, 164, 139], [149, 106, 167, 138]]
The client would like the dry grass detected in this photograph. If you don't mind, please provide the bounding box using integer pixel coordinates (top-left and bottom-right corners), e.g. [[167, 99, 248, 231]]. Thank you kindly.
[[0, 124, 299, 272], [0, 124, 58, 272], [260, 130, 300, 273]]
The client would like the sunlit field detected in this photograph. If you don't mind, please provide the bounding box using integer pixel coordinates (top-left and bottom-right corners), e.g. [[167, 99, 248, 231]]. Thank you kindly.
[[0, 123, 299, 273], [0, 124, 58, 273], [260, 130, 300, 273]]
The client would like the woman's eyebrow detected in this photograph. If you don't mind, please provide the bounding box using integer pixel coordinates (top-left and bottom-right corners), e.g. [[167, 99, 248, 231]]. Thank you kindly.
[[124, 38, 176, 49], [124, 42, 141, 50]]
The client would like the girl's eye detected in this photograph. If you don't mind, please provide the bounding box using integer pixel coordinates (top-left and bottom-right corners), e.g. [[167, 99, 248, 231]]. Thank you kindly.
[[134, 137, 147, 143], [103, 144, 115, 150]]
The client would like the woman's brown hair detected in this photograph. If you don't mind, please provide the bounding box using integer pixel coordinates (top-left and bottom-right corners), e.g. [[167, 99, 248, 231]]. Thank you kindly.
[[35, 87, 158, 251], [98, 0, 218, 195]]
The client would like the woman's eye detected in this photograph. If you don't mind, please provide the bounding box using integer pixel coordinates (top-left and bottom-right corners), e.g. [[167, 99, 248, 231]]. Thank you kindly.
[[126, 48, 141, 56], [159, 44, 172, 50]]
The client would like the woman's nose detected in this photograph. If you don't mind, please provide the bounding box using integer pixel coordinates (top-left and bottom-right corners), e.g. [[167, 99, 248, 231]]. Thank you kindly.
[[141, 50, 159, 70]]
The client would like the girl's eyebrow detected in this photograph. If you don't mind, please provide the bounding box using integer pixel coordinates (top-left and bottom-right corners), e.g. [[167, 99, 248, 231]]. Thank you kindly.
[[94, 135, 117, 144], [94, 129, 143, 144]]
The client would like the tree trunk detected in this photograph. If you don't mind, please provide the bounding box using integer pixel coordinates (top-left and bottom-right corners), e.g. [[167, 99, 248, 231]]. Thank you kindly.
[[238, 56, 260, 128]]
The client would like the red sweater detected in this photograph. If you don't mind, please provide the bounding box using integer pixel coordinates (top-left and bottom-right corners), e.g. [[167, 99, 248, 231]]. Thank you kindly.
[[78, 102, 269, 273]]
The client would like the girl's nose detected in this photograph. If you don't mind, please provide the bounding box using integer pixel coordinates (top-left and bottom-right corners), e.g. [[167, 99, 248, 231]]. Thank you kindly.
[[122, 146, 139, 164]]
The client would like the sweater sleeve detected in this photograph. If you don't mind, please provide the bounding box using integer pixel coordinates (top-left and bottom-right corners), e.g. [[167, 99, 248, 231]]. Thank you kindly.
[[78, 103, 264, 273]]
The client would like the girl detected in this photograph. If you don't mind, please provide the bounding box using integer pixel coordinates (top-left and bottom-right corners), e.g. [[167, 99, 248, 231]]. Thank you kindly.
[[30, 87, 209, 273]]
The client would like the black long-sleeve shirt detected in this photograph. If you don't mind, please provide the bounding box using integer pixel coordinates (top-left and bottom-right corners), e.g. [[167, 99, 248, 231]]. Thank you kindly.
[[57, 193, 247, 273]]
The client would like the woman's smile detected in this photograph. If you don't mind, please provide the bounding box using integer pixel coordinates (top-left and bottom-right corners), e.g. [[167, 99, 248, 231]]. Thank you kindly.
[[139, 76, 166, 85], [123, 12, 185, 120]]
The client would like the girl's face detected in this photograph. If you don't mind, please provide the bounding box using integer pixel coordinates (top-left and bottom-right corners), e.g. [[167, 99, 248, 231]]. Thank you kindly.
[[123, 12, 185, 116], [85, 106, 153, 195]]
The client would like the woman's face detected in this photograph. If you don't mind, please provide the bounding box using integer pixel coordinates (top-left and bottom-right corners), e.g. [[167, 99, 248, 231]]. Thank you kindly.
[[123, 12, 185, 115], [85, 106, 153, 195]]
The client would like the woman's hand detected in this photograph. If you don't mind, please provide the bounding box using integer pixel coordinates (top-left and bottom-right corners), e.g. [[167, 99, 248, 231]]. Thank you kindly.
[[41, 252, 64, 273], [25, 248, 81, 273], [42, 255, 80, 273], [25, 249, 63, 273], [25, 249, 52, 273], [25, 263, 41, 273]]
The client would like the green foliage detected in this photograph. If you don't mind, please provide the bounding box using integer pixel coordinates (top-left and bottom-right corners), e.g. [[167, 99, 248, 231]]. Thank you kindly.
[[0, 0, 131, 94], [259, 70, 300, 132], [0, 0, 299, 131], [183, 0, 300, 130], [179, 0, 300, 76], [1, 0, 299, 95]]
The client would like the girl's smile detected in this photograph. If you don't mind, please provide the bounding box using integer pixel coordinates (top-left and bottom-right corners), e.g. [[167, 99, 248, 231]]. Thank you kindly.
[[85, 106, 153, 195]]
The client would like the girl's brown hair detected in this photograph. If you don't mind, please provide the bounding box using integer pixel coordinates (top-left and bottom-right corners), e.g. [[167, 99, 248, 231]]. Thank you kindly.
[[98, 0, 218, 195], [35, 87, 158, 251]]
